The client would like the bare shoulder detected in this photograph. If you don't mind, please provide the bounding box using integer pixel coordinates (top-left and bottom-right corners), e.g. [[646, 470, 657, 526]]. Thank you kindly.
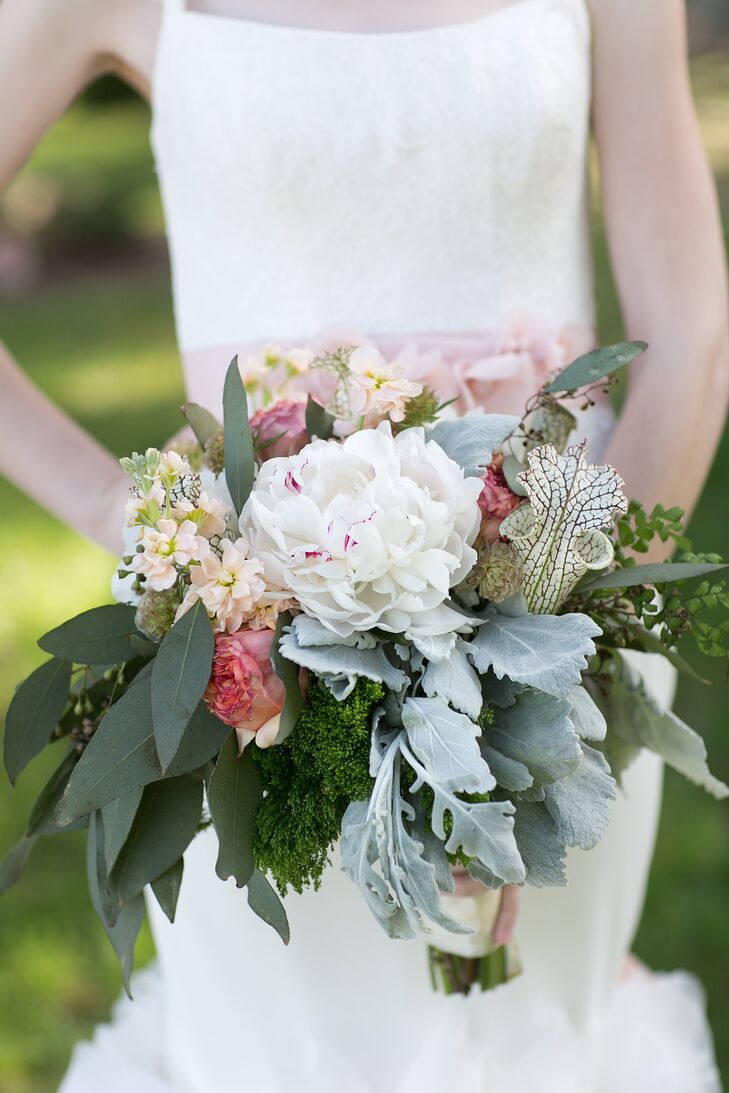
[[1, 0, 162, 92]]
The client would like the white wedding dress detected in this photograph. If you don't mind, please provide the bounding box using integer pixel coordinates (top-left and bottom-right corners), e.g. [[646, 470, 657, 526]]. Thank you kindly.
[[61, 0, 721, 1089]]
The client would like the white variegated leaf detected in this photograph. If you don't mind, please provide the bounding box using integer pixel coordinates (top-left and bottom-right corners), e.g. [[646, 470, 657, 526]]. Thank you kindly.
[[500, 442, 627, 614]]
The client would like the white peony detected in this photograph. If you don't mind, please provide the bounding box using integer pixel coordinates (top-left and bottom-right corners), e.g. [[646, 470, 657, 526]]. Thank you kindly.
[[239, 422, 483, 638]]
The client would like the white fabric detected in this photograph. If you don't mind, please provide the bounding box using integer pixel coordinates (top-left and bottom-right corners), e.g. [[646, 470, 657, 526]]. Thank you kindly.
[[151, 0, 595, 354], [61, 0, 721, 1087]]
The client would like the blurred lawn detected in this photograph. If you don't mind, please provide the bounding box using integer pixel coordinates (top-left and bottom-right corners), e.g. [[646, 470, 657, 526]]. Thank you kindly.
[[1, 52, 729, 1092]]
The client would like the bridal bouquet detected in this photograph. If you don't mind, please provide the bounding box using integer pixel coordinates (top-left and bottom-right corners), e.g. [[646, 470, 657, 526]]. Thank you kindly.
[[3, 339, 728, 996]]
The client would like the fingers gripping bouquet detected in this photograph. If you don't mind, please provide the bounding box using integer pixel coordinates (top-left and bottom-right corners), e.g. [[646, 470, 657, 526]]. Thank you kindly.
[[3, 340, 728, 997]]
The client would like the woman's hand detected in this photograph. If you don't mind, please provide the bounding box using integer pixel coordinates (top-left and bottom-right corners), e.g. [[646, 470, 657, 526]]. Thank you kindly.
[[451, 867, 522, 946]]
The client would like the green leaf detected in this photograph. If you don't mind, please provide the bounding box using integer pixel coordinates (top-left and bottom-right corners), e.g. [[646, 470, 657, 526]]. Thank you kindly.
[[102, 788, 144, 874], [58, 670, 228, 824], [545, 341, 647, 394], [38, 604, 142, 664], [151, 857, 184, 923], [630, 625, 709, 683], [152, 599, 214, 772], [26, 750, 87, 836], [304, 395, 335, 441], [246, 869, 290, 944], [580, 561, 729, 592], [87, 813, 144, 997], [270, 612, 305, 745], [182, 401, 222, 447], [110, 778, 202, 902], [4, 657, 72, 783], [0, 837, 37, 896], [207, 733, 262, 887], [223, 356, 255, 516]]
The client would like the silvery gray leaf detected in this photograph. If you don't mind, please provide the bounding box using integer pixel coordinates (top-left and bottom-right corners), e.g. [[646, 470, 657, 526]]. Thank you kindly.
[[567, 685, 607, 742], [486, 690, 581, 786], [402, 697, 494, 795], [429, 414, 520, 477], [608, 659, 728, 799], [481, 746, 533, 793], [519, 785, 546, 802], [278, 626, 408, 692], [341, 735, 469, 939], [421, 641, 483, 720], [502, 454, 529, 496], [411, 632, 457, 663], [321, 675, 357, 701], [369, 706, 399, 777], [291, 613, 376, 649], [513, 801, 567, 887], [543, 743, 616, 850], [401, 738, 524, 886], [467, 608, 601, 698], [481, 672, 526, 709], [467, 858, 504, 890]]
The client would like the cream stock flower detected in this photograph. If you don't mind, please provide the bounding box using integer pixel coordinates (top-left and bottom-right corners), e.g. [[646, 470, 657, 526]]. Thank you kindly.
[[239, 422, 482, 639], [347, 345, 422, 423], [172, 490, 230, 538], [132, 519, 210, 592], [176, 537, 266, 633]]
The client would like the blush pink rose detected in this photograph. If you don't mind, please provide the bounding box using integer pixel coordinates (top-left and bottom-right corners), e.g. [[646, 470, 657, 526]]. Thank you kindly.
[[250, 400, 309, 460], [204, 628, 286, 751], [478, 461, 522, 542]]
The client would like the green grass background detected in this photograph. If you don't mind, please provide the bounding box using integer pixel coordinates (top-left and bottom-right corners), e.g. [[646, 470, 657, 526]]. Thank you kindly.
[[1, 53, 728, 1091]]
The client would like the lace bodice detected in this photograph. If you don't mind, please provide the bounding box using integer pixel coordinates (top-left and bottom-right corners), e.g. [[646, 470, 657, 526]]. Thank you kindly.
[[151, 0, 594, 352]]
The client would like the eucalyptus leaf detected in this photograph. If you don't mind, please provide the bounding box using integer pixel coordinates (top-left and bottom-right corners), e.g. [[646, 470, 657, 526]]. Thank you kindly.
[[305, 395, 335, 441], [579, 561, 729, 593], [246, 869, 290, 944], [4, 657, 71, 783], [182, 401, 222, 447], [429, 414, 520, 477], [545, 341, 647, 394], [0, 836, 37, 896], [270, 613, 304, 745], [39, 605, 142, 664], [152, 599, 214, 772], [151, 858, 184, 923], [543, 743, 616, 850], [467, 609, 600, 698], [513, 801, 566, 887], [59, 672, 228, 824], [26, 750, 86, 836], [102, 788, 144, 874], [207, 734, 262, 887], [110, 777, 202, 902], [223, 356, 256, 515], [87, 813, 144, 997]]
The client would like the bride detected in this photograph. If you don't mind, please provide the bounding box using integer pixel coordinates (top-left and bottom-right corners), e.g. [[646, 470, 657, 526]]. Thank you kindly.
[[1, 0, 728, 1089]]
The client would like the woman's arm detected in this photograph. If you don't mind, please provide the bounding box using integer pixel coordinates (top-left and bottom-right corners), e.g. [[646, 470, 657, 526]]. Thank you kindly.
[[0, 0, 157, 553], [590, 0, 729, 555]]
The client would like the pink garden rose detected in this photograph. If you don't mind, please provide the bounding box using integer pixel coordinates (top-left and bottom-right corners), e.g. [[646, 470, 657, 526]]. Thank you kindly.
[[478, 460, 522, 542], [204, 628, 286, 752], [250, 400, 309, 460]]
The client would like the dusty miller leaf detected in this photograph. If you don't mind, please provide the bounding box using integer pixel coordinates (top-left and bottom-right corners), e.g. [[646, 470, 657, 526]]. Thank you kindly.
[[543, 743, 616, 849], [429, 414, 520, 477]]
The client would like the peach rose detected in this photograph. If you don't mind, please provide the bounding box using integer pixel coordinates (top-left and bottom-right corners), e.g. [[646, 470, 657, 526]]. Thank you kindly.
[[250, 400, 309, 461], [204, 628, 285, 752]]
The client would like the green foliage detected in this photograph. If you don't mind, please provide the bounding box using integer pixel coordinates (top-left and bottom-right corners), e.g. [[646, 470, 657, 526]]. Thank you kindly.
[[252, 678, 383, 894], [567, 499, 729, 667], [151, 598, 214, 772], [396, 386, 442, 430], [207, 734, 261, 888], [223, 357, 255, 515]]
